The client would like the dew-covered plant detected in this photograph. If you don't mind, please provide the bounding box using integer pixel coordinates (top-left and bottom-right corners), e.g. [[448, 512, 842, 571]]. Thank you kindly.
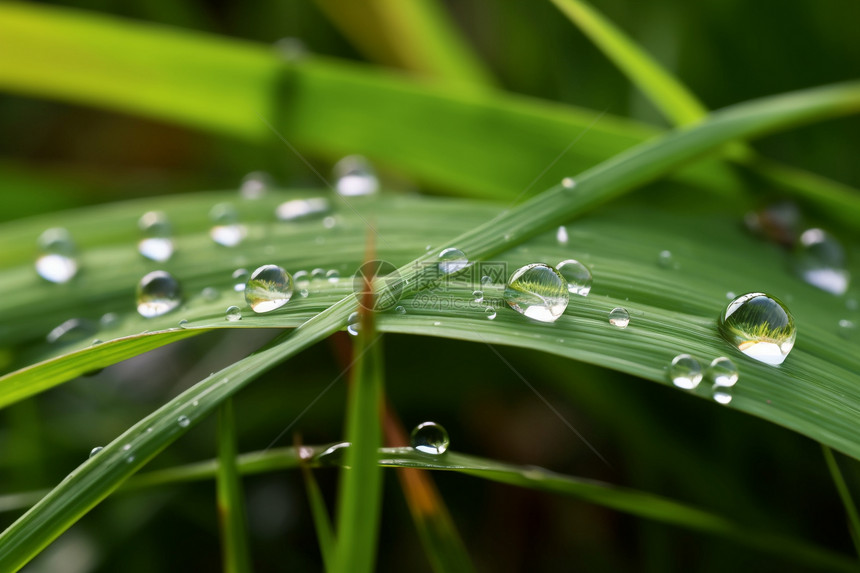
[[0, 1, 859, 572]]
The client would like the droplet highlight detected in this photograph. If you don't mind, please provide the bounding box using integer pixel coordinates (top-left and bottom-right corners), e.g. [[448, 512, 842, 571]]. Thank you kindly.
[[410, 422, 450, 455], [276, 197, 331, 221], [556, 226, 569, 246], [719, 293, 796, 366], [136, 270, 182, 318], [244, 265, 293, 313], [177, 415, 190, 428], [334, 155, 379, 196], [504, 263, 569, 323]]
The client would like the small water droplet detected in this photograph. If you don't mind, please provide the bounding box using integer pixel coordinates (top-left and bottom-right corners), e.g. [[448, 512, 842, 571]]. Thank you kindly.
[[410, 422, 450, 455], [226, 306, 242, 321], [395, 305, 406, 314], [136, 270, 182, 318], [326, 269, 340, 284], [311, 268, 326, 282], [126, 455, 136, 463], [91, 339, 103, 346], [210, 203, 246, 247], [178, 319, 189, 328], [707, 357, 738, 387], [276, 197, 331, 221], [473, 290, 484, 303], [334, 155, 379, 196], [232, 268, 249, 292], [792, 228, 850, 295], [846, 298, 858, 311], [712, 386, 733, 405], [177, 415, 190, 428], [46, 318, 97, 344], [137, 211, 174, 262], [670, 354, 703, 390], [485, 306, 497, 320], [433, 321, 442, 326], [293, 270, 309, 290], [481, 275, 493, 286], [838, 319, 856, 339], [317, 442, 351, 466], [556, 226, 569, 245], [437, 248, 469, 275], [245, 265, 293, 313], [100, 312, 119, 327], [744, 201, 800, 247], [122, 444, 131, 451], [726, 291, 736, 300], [504, 263, 569, 323], [200, 286, 219, 301], [239, 171, 272, 199], [89, 446, 103, 458], [299, 288, 309, 298], [347, 311, 360, 336], [608, 307, 630, 328], [719, 293, 796, 366], [556, 259, 592, 296], [35, 228, 78, 283], [561, 177, 576, 189], [657, 250, 677, 269]]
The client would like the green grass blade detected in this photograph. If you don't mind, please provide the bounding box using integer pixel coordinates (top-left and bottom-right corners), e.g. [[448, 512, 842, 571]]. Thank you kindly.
[[299, 458, 336, 570], [216, 398, 253, 573], [332, 282, 385, 573], [314, 0, 494, 88], [549, 0, 707, 126], [823, 446, 860, 559]]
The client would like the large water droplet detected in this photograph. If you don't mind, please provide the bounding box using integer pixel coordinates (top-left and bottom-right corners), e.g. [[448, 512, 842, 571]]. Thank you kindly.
[[210, 203, 246, 247], [707, 357, 738, 387], [244, 265, 293, 313], [137, 211, 174, 262], [504, 263, 569, 323], [136, 270, 182, 318], [410, 422, 450, 455], [275, 197, 331, 221], [792, 228, 850, 295], [226, 306, 242, 321], [46, 318, 97, 344], [556, 259, 592, 296], [334, 155, 379, 196], [608, 307, 630, 328], [437, 248, 469, 275], [239, 171, 272, 199], [719, 293, 796, 366], [35, 228, 78, 283], [347, 311, 360, 336], [669, 354, 702, 390]]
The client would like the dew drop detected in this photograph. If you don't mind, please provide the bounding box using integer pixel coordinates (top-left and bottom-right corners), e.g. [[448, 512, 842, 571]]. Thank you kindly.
[[126, 455, 136, 464], [136, 270, 182, 318], [556, 259, 592, 296], [838, 319, 856, 339], [334, 155, 379, 196], [473, 290, 484, 303], [726, 291, 736, 300], [561, 177, 576, 189], [89, 446, 103, 458], [200, 286, 219, 301], [210, 203, 246, 247], [275, 197, 331, 221], [323, 216, 337, 229], [293, 270, 310, 290], [178, 319, 189, 328], [481, 275, 493, 286], [669, 354, 703, 390], [395, 305, 406, 315], [410, 422, 450, 455], [556, 226, 569, 246], [232, 268, 249, 292], [504, 263, 569, 323], [317, 442, 351, 466], [177, 415, 190, 428], [311, 268, 326, 282], [326, 269, 340, 283], [35, 228, 78, 283], [657, 250, 676, 269], [719, 293, 796, 366], [226, 306, 242, 321], [137, 211, 174, 262], [792, 228, 850, 295], [437, 248, 469, 275], [244, 265, 293, 313], [239, 171, 272, 199], [707, 357, 738, 387], [100, 312, 119, 327], [347, 311, 360, 336], [46, 318, 97, 344], [485, 306, 497, 320], [712, 386, 733, 405], [744, 201, 800, 247], [608, 307, 630, 328]]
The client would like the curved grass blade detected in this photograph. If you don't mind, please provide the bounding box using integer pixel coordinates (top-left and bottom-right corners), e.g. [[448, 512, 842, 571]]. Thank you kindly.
[[216, 398, 253, 573], [823, 446, 860, 559], [299, 453, 335, 570]]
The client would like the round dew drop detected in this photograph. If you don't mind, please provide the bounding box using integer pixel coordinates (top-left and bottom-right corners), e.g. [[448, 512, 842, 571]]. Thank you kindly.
[[89, 446, 103, 458], [178, 415, 190, 428], [137, 211, 174, 262], [209, 203, 246, 247], [473, 290, 484, 303], [225, 306, 242, 321], [232, 268, 249, 292], [136, 270, 182, 318], [35, 227, 78, 283], [485, 306, 497, 320], [556, 226, 569, 246], [410, 422, 450, 455], [333, 155, 379, 196], [347, 311, 360, 336], [239, 170, 272, 199], [244, 265, 293, 313], [718, 293, 796, 366], [608, 307, 630, 328], [792, 228, 850, 295], [712, 386, 733, 405], [707, 357, 738, 387], [670, 354, 703, 390], [504, 263, 569, 323], [437, 248, 469, 275], [556, 259, 592, 296]]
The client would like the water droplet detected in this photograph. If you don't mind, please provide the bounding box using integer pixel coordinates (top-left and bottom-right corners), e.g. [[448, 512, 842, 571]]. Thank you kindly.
[[669, 354, 703, 390], [504, 263, 569, 323], [126, 455, 136, 463], [293, 270, 310, 290], [410, 422, 450, 455], [712, 386, 733, 405], [326, 269, 340, 283], [276, 197, 331, 221], [473, 290, 484, 303], [299, 289, 309, 298], [46, 318, 97, 344], [273, 37, 307, 61], [137, 211, 174, 262], [561, 177, 576, 189], [200, 286, 219, 301], [232, 268, 250, 292], [744, 201, 800, 247], [657, 250, 677, 269], [485, 307, 497, 320], [437, 248, 469, 275], [239, 171, 272, 199], [707, 357, 738, 387], [226, 306, 242, 321], [177, 415, 190, 428], [311, 268, 326, 282], [178, 319, 189, 328], [245, 265, 293, 313], [481, 275, 493, 286], [347, 311, 360, 336], [89, 446, 103, 458], [838, 319, 856, 339], [317, 442, 351, 466], [210, 203, 246, 247], [433, 321, 441, 326], [395, 305, 406, 315], [122, 444, 131, 451], [608, 307, 630, 328], [719, 293, 796, 366], [334, 155, 379, 196], [136, 270, 182, 318], [726, 291, 736, 300], [792, 228, 850, 295], [35, 228, 78, 283], [91, 339, 103, 346], [556, 259, 592, 296], [100, 312, 119, 327], [556, 226, 569, 245]]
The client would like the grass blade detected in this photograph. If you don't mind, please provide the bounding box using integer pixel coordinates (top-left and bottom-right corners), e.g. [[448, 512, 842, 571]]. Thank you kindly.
[[299, 452, 336, 570], [822, 446, 860, 559], [216, 398, 253, 573]]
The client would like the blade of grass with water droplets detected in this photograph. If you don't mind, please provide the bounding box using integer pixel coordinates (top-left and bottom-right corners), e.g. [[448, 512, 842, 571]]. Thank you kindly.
[[216, 398, 253, 573]]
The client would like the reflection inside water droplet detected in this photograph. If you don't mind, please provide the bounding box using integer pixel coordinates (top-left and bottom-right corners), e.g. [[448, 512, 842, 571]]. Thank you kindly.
[[504, 263, 569, 323], [670, 354, 702, 390], [35, 228, 78, 283], [719, 292, 796, 366], [244, 265, 293, 313], [136, 270, 182, 318], [556, 259, 592, 296], [608, 307, 630, 328], [410, 421, 450, 455]]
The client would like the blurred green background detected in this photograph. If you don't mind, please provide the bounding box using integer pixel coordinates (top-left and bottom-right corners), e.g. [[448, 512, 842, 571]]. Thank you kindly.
[[1, 1, 858, 571]]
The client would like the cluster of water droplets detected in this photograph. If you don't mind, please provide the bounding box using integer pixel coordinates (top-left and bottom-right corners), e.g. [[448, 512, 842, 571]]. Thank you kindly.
[[668, 353, 739, 404]]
